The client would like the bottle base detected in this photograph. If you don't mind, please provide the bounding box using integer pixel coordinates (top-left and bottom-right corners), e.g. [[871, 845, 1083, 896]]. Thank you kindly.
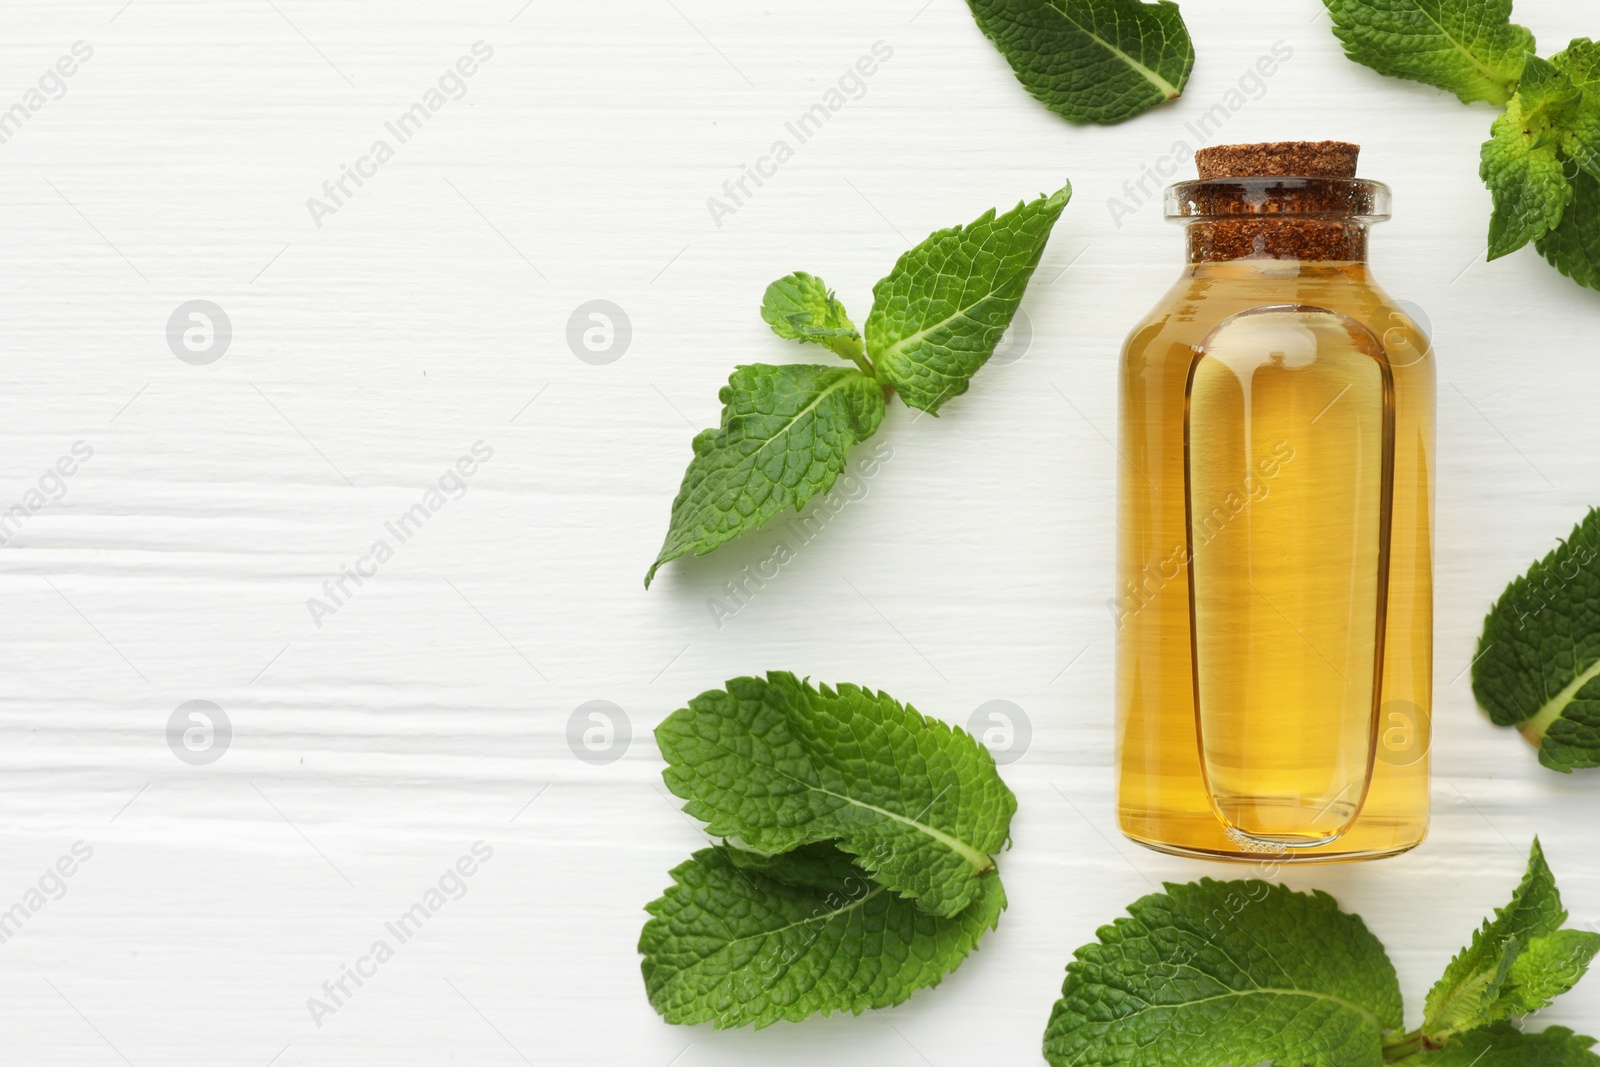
[[1118, 810, 1427, 864]]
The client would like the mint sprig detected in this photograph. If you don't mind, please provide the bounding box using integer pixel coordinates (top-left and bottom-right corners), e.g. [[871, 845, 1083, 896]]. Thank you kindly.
[[1322, 6, 1600, 295], [639, 675, 1018, 1028], [1473, 505, 1600, 771], [1043, 840, 1599, 1066], [962, 0, 1193, 125], [1423, 839, 1600, 1043], [1496, 40, 1600, 282], [1323, 0, 1534, 106], [646, 185, 1069, 586]]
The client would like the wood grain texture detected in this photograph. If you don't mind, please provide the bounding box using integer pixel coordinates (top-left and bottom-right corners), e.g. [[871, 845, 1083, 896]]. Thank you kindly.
[[1, 0, 1599, 1063]]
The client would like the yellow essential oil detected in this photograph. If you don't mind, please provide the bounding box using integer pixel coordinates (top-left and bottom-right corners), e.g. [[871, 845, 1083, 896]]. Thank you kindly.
[[1114, 142, 1434, 862]]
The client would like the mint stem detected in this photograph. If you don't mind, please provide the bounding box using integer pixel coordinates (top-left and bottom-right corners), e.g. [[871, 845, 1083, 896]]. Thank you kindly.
[[839, 337, 876, 379], [1381, 1029, 1441, 1063]]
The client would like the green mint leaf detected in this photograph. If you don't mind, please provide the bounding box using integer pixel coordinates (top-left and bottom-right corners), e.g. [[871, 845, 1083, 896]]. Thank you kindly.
[[866, 184, 1069, 415], [1322, 0, 1535, 106], [1472, 506, 1600, 769], [638, 843, 1005, 1028], [1411, 1023, 1600, 1066], [1423, 839, 1599, 1041], [655, 672, 1017, 917], [1550, 39, 1600, 178], [962, 0, 1192, 125], [645, 364, 885, 587], [1043, 879, 1403, 1067], [1424, 837, 1563, 1036], [1507, 928, 1600, 1014], [1536, 169, 1600, 293], [1552, 38, 1600, 88], [1480, 56, 1581, 259], [760, 272, 866, 366]]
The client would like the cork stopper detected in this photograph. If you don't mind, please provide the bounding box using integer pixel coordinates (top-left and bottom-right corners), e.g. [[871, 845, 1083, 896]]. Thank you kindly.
[[1194, 140, 1360, 180], [1171, 141, 1383, 263]]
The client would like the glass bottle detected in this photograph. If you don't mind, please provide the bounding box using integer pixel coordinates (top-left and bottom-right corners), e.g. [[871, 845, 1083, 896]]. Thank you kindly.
[[1114, 141, 1433, 863]]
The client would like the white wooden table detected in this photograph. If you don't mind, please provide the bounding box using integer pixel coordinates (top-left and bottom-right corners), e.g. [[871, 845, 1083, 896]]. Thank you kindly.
[[3, 1, 1599, 1063]]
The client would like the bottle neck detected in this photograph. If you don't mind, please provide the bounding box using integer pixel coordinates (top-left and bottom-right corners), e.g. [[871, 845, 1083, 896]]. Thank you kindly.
[[1166, 176, 1389, 265], [1184, 218, 1370, 264]]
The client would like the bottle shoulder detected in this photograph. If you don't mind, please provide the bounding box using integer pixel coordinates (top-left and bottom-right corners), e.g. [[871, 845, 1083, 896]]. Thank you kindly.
[[1121, 262, 1434, 376]]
